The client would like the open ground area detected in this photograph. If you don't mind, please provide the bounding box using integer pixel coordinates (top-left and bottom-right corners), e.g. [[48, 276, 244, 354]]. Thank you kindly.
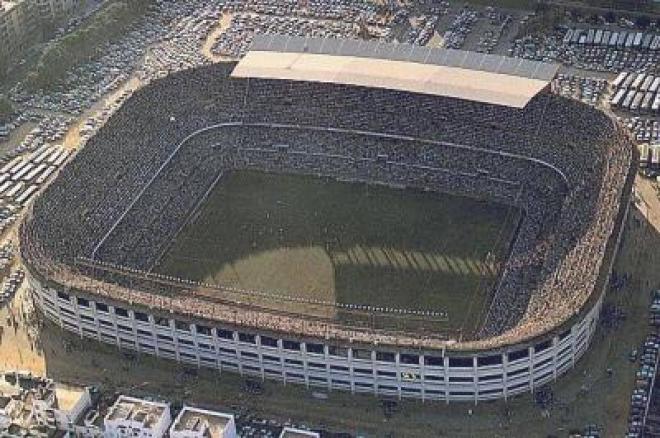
[[155, 170, 519, 337]]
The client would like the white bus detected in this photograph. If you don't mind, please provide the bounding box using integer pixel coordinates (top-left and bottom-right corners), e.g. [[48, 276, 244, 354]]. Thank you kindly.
[[35, 166, 57, 185], [649, 77, 660, 94], [0, 180, 13, 195], [652, 94, 660, 112], [24, 164, 48, 183], [15, 185, 39, 205], [631, 91, 645, 111], [8, 160, 28, 175], [46, 147, 64, 165], [4, 182, 25, 198], [623, 89, 637, 108], [639, 143, 650, 167], [641, 75, 654, 92], [33, 147, 54, 164], [53, 150, 70, 167], [642, 92, 654, 111], [12, 163, 34, 181], [610, 88, 626, 107], [611, 72, 628, 89], [0, 157, 22, 174], [632, 73, 646, 90]]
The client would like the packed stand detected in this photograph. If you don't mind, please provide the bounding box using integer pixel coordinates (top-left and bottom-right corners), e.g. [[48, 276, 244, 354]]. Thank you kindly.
[[21, 60, 634, 348]]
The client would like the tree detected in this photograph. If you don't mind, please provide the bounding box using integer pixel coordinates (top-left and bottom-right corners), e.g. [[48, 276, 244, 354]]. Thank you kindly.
[[635, 15, 651, 28], [0, 95, 13, 117], [604, 11, 616, 23], [0, 57, 7, 83]]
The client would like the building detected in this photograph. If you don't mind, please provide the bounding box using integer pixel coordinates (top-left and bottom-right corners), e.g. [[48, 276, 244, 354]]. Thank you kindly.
[[279, 427, 320, 438], [0, 371, 93, 436], [32, 382, 93, 431], [170, 406, 237, 438], [22, 36, 635, 403], [104, 396, 171, 438]]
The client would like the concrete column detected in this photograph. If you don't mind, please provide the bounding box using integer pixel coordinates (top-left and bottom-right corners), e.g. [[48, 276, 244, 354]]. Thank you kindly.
[[528, 346, 535, 393], [502, 352, 509, 401], [301, 342, 310, 388], [324, 345, 331, 391], [372, 351, 379, 396], [395, 352, 402, 400], [348, 348, 355, 394], [419, 354, 426, 402], [211, 328, 221, 374], [277, 339, 285, 384], [234, 331, 243, 376], [443, 356, 450, 403], [473, 356, 479, 405]]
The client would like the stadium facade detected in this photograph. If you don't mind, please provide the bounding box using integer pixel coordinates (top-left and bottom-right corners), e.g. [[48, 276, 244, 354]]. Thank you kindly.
[[20, 37, 636, 402]]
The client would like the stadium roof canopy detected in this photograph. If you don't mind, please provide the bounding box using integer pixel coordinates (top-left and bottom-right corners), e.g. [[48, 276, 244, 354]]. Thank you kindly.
[[231, 35, 560, 108]]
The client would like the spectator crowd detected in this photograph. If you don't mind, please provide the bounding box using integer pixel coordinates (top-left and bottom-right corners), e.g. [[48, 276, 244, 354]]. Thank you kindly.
[[21, 58, 634, 349]]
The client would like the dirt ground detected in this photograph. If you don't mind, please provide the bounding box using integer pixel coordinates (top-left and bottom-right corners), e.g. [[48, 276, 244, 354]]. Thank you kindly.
[[0, 181, 656, 436]]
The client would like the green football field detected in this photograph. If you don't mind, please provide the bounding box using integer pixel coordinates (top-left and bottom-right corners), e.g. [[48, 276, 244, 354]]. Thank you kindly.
[[155, 170, 520, 338]]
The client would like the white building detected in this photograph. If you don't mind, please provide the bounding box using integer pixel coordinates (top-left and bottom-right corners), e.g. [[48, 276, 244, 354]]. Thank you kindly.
[[104, 396, 171, 438], [279, 427, 320, 438], [0, 372, 93, 436], [170, 406, 237, 438], [32, 382, 92, 431]]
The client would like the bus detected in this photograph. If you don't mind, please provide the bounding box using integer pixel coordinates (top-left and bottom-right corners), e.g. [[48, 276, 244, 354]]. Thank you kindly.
[[8, 160, 28, 175], [4, 182, 25, 199], [610, 88, 626, 107], [33, 147, 54, 164], [0, 157, 22, 174], [15, 185, 39, 205], [35, 166, 57, 185], [53, 150, 70, 167], [611, 72, 628, 89], [11, 163, 34, 181], [24, 164, 48, 183], [46, 148, 64, 165]]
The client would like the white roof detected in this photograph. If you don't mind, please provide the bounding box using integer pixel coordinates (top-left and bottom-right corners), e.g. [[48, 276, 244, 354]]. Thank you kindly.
[[231, 35, 559, 108]]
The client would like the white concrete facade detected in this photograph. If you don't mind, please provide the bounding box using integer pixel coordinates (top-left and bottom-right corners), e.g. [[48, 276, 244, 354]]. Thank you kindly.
[[29, 273, 605, 403], [279, 427, 320, 438], [170, 406, 236, 438], [103, 396, 170, 438]]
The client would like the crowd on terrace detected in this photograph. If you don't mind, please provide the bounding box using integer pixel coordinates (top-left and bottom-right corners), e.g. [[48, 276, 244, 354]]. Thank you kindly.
[[20, 62, 634, 348]]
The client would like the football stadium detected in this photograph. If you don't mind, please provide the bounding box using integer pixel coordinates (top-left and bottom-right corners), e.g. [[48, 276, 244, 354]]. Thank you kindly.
[[20, 36, 636, 402]]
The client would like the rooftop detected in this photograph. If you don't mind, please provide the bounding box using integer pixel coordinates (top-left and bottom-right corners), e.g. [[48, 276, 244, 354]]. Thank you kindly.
[[54, 383, 87, 412], [171, 406, 234, 437], [279, 427, 320, 438], [231, 35, 559, 108], [105, 396, 168, 429], [0, 0, 21, 14]]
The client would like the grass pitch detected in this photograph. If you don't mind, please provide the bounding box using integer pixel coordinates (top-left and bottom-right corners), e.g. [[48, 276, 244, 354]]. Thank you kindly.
[[155, 170, 519, 337]]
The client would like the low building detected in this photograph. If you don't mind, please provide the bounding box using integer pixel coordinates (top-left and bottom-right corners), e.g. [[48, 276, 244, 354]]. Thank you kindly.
[[32, 382, 93, 431], [170, 406, 237, 438], [104, 395, 171, 438], [0, 371, 93, 436], [279, 427, 320, 438]]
